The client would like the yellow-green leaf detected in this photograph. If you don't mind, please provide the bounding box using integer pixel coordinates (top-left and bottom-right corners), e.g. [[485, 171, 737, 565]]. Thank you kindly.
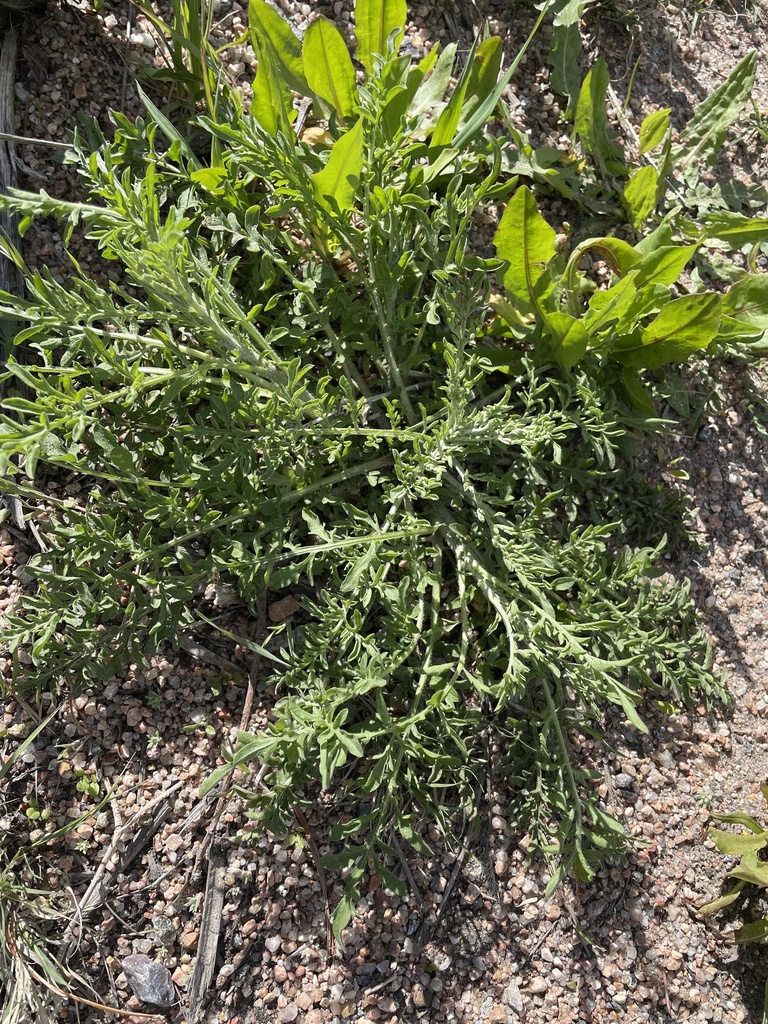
[[709, 827, 768, 856], [544, 312, 588, 371], [355, 0, 406, 73], [621, 367, 657, 417], [615, 293, 721, 369], [303, 16, 357, 120], [623, 165, 658, 229], [249, 0, 308, 95], [639, 108, 671, 154], [494, 186, 556, 317], [735, 917, 768, 944], [311, 119, 364, 213], [698, 880, 746, 917]]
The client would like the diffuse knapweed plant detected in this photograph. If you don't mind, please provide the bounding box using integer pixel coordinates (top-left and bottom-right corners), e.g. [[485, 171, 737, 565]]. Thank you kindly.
[[0, 0, 748, 939]]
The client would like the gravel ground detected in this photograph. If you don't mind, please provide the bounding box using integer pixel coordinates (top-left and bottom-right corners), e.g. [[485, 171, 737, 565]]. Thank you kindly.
[[2, 1, 768, 1022]]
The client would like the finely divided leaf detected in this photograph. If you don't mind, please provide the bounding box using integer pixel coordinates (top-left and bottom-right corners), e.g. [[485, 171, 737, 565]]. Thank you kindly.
[[355, 0, 406, 73], [303, 16, 358, 119]]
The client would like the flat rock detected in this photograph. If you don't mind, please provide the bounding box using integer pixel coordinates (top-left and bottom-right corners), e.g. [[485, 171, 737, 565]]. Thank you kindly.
[[122, 954, 175, 1007]]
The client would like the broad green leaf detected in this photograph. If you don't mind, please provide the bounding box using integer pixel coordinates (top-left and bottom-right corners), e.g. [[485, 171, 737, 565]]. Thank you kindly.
[[544, 312, 588, 371], [190, 166, 229, 191], [430, 33, 481, 148], [634, 213, 676, 256], [723, 275, 768, 330], [698, 880, 746, 916], [311, 119, 364, 213], [303, 16, 357, 120], [634, 244, 698, 287], [494, 186, 556, 317], [459, 37, 504, 125], [621, 367, 657, 417], [578, 237, 642, 276], [615, 293, 721, 369], [729, 850, 768, 887], [355, 0, 406, 74], [416, 41, 440, 77], [715, 314, 764, 341], [704, 211, 768, 247], [409, 43, 456, 120], [332, 893, 355, 948], [249, 0, 308, 96], [550, 0, 595, 112], [673, 50, 757, 182], [709, 827, 768, 856], [251, 43, 295, 135], [573, 58, 626, 178], [550, 22, 582, 113], [622, 165, 658, 228], [584, 274, 638, 337], [639, 108, 671, 154], [736, 918, 768, 944], [378, 864, 408, 897]]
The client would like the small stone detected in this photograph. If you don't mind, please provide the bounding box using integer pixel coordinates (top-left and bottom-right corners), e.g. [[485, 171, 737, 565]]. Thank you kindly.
[[503, 979, 523, 1012], [152, 915, 176, 945], [73, 81, 87, 101], [274, 964, 289, 983], [528, 978, 547, 994], [709, 465, 723, 484], [122, 955, 175, 1007], [488, 1007, 508, 1023], [278, 1005, 299, 1022], [412, 983, 429, 1008], [265, 936, 281, 953], [614, 773, 634, 789]]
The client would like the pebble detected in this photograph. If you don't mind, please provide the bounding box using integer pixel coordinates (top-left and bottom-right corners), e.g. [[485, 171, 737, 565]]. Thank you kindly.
[[121, 955, 175, 1007]]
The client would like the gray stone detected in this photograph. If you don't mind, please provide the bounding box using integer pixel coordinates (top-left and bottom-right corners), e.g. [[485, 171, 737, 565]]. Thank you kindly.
[[122, 954, 175, 1007], [504, 979, 523, 1013]]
